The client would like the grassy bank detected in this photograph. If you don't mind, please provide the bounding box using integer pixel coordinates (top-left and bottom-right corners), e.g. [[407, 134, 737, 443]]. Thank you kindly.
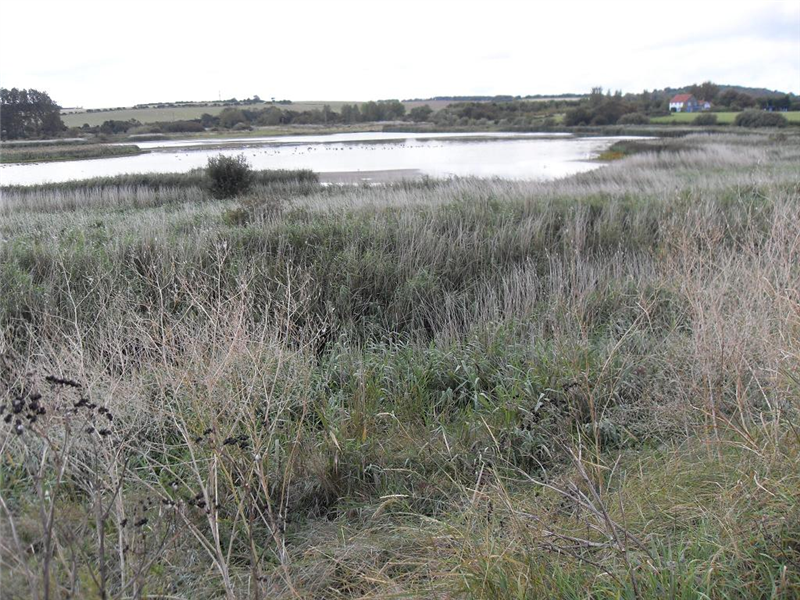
[[1, 132, 799, 598], [650, 111, 800, 125], [0, 143, 145, 164]]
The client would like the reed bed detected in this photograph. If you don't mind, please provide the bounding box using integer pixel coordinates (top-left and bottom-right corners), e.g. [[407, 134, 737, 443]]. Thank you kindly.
[[0, 132, 798, 598]]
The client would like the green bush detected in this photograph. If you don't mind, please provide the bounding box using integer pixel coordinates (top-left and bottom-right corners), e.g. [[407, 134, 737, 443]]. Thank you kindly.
[[218, 107, 248, 128], [159, 120, 205, 133], [617, 113, 650, 125], [734, 110, 787, 128], [693, 113, 718, 126], [206, 154, 253, 199]]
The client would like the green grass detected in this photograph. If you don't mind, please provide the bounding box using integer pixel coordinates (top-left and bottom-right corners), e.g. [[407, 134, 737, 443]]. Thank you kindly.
[[650, 111, 800, 124], [0, 142, 144, 164], [1, 132, 798, 598]]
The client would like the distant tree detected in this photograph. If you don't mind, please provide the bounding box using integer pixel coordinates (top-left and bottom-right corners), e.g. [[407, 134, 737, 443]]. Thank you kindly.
[[218, 107, 248, 128], [340, 104, 361, 123], [563, 106, 593, 126], [563, 89, 634, 126], [200, 113, 218, 128], [379, 99, 406, 120], [734, 110, 787, 128], [409, 105, 434, 122], [360, 101, 382, 122], [688, 81, 720, 102], [255, 107, 283, 126], [100, 119, 139, 134], [589, 87, 605, 107], [717, 90, 756, 110], [1, 87, 65, 139], [758, 94, 792, 111]]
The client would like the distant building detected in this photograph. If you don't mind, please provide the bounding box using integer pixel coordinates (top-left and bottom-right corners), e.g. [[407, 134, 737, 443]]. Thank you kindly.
[[669, 94, 700, 113]]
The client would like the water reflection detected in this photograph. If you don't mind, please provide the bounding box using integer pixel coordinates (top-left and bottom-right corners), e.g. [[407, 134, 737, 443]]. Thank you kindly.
[[0, 132, 636, 186]]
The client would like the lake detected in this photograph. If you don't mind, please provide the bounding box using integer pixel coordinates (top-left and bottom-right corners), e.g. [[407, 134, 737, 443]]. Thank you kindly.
[[0, 132, 635, 186]]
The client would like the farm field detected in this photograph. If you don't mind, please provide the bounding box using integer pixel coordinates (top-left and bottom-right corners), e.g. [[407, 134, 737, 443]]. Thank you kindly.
[[650, 110, 800, 124], [62, 101, 427, 127], [61, 101, 358, 127], [2, 132, 799, 599]]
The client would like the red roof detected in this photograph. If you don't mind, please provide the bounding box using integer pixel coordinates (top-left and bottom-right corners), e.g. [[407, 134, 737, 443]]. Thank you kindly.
[[670, 94, 694, 103]]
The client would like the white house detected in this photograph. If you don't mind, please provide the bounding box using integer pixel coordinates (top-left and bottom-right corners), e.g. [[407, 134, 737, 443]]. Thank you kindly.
[[669, 94, 700, 113]]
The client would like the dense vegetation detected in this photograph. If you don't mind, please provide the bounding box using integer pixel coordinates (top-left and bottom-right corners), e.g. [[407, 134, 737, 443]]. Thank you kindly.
[[0, 142, 143, 164], [557, 83, 799, 126], [734, 109, 789, 128], [0, 88, 66, 140], [1, 132, 798, 598]]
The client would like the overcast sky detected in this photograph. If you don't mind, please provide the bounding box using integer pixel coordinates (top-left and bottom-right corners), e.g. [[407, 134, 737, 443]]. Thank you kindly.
[[1, 0, 798, 108]]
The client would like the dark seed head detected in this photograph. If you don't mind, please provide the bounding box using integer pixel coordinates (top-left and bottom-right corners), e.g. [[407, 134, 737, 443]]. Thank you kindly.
[[45, 375, 82, 388]]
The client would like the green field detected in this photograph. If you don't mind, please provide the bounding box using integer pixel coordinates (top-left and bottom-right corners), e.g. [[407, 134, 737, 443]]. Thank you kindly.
[[650, 111, 800, 124], [61, 101, 366, 127], [61, 100, 443, 128]]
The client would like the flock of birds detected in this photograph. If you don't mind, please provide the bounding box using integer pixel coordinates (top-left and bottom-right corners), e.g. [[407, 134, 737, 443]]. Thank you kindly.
[[170, 141, 448, 162]]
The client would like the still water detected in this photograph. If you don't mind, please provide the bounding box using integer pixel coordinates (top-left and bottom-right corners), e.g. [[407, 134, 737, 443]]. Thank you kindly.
[[0, 132, 630, 186]]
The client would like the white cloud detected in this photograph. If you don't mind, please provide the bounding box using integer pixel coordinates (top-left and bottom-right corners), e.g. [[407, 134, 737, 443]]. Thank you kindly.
[[0, 0, 797, 107]]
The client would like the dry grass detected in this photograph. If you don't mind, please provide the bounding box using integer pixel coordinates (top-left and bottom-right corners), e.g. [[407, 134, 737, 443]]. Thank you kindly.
[[1, 131, 798, 598]]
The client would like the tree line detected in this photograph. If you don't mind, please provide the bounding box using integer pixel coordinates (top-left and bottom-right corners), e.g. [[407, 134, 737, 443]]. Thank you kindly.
[[563, 84, 799, 126], [1, 88, 65, 139], [202, 99, 412, 129]]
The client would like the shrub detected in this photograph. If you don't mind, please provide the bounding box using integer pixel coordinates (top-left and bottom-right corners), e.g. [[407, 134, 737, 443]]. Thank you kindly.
[[99, 119, 138, 135], [206, 154, 253, 199], [734, 110, 787, 128], [159, 120, 205, 133], [218, 107, 248, 128], [563, 107, 592, 126], [617, 112, 650, 125], [693, 113, 718, 126], [408, 105, 434, 122]]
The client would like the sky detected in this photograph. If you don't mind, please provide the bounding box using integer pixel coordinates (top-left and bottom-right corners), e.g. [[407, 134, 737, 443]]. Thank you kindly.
[[1, 0, 798, 108]]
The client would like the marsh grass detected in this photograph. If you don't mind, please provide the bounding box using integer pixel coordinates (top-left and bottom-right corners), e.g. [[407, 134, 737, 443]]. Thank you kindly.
[[1, 132, 798, 598], [0, 143, 145, 164]]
